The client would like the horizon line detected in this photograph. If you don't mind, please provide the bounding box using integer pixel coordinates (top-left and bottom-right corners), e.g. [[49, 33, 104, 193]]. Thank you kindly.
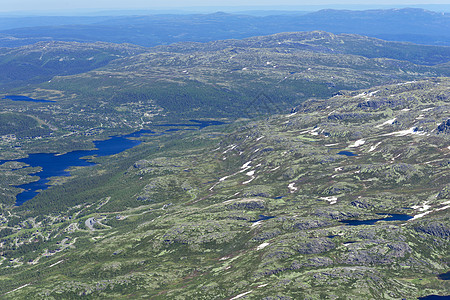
[[0, 4, 449, 16]]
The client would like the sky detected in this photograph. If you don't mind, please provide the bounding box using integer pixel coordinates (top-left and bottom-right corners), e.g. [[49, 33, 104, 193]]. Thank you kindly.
[[0, 0, 449, 13]]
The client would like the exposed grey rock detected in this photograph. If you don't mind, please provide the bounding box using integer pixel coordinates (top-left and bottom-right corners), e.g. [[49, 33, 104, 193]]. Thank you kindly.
[[136, 195, 151, 201], [263, 250, 292, 260], [290, 257, 334, 269], [242, 185, 273, 198], [322, 182, 357, 195], [328, 113, 373, 121], [133, 159, 149, 169], [414, 222, 450, 238], [437, 185, 450, 199], [226, 201, 265, 210], [262, 296, 292, 300], [351, 199, 373, 209], [357, 98, 406, 110], [342, 249, 392, 265], [341, 242, 411, 265], [314, 209, 359, 220], [293, 238, 336, 254], [386, 242, 412, 257], [293, 219, 332, 230], [253, 230, 282, 241]]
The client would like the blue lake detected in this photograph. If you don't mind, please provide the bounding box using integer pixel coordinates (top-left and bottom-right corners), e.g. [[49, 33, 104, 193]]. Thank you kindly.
[[438, 271, 450, 281], [0, 120, 224, 206], [418, 295, 450, 300], [3, 95, 56, 103], [340, 213, 413, 226], [337, 151, 357, 157]]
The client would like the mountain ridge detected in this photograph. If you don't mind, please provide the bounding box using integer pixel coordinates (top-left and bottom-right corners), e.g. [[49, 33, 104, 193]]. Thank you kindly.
[[0, 8, 449, 48]]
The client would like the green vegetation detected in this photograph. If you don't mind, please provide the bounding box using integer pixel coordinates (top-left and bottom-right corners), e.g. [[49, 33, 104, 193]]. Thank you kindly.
[[0, 78, 448, 299]]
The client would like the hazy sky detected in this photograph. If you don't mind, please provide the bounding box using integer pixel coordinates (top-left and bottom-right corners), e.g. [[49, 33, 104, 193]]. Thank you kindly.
[[2, 0, 450, 12]]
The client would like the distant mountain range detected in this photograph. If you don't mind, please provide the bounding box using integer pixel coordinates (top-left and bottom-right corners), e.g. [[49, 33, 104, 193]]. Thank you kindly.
[[0, 8, 449, 48]]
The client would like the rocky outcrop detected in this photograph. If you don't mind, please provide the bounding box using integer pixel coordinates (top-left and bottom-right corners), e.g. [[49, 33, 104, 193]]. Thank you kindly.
[[328, 113, 373, 121], [253, 230, 282, 241], [293, 238, 336, 254], [437, 185, 450, 199], [357, 99, 407, 110], [437, 119, 450, 134], [226, 199, 265, 210], [290, 257, 334, 269], [414, 222, 450, 238], [293, 219, 332, 230]]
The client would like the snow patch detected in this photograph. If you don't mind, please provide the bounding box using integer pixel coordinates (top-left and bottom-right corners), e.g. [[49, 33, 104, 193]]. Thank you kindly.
[[222, 144, 237, 154], [242, 176, 255, 185], [376, 118, 396, 128], [219, 175, 230, 182], [48, 260, 64, 268], [288, 182, 297, 193], [251, 221, 262, 227], [257, 242, 270, 250], [320, 196, 337, 204], [397, 80, 416, 85], [5, 284, 31, 295], [349, 139, 365, 148], [230, 291, 253, 300], [353, 92, 367, 98], [241, 161, 252, 169], [383, 127, 426, 137], [310, 127, 320, 136], [368, 142, 382, 153], [411, 201, 431, 212]]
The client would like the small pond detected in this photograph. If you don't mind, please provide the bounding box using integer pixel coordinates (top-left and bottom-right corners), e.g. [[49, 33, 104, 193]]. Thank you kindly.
[[340, 213, 413, 226], [337, 151, 357, 157], [250, 215, 276, 222], [4, 95, 56, 103]]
